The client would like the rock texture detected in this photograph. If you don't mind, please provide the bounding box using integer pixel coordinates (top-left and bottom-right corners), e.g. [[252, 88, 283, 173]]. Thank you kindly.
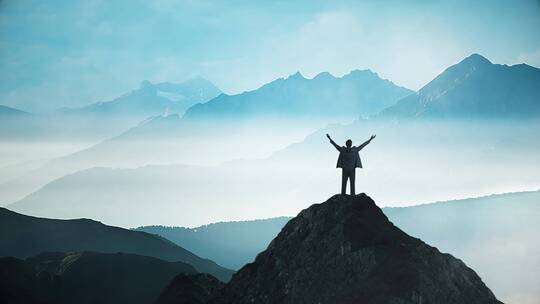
[[155, 273, 225, 304], [212, 194, 503, 304], [0, 251, 197, 304]]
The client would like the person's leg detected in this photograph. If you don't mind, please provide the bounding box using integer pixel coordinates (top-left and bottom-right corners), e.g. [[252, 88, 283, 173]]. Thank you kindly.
[[350, 169, 356, 195], [341, 169, 347, 195]]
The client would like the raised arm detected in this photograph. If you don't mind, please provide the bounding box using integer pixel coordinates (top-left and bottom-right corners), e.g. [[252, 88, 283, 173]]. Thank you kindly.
[[326, 134, 341, 151], [357, 134, 376, 150]]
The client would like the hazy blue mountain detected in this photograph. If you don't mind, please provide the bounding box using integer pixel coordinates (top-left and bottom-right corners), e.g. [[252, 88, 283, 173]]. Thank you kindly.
[[380, 54, 540, 119], [62, 77, 221, 118], [0, 251, 196, 304], [184, 70, 413, 120], [0, 69, 411, 202], [135, 217, 291, 270], [1, 69, 404, 202], [0, 105, 29, 117], [5, 164, 300, 227], [0, 78, 220, 142], [0, 207, 233, 281], [8, 117, 540, 227], [0, 105, 36, 139]]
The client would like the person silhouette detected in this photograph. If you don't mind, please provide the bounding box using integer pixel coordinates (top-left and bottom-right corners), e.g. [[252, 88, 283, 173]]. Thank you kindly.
[[326, 133, 376, 195]]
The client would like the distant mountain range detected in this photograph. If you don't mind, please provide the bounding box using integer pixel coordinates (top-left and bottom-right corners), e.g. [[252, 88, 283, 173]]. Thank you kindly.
[[2, 54, 540, 219], [380, 54, 540, 119], [62, 77, 222, 119], [184, 70, 413, 120], [8, 114, 539, 228], [0, 105, 29, 117], [0, 207, 233, 281], [0, 251, 197, 304], [91, 69, 414, 148], [0, 105, 34, 139], [0, 77, 222, 141], [0, 68, 411, 202], [3, 54, 538, 205]]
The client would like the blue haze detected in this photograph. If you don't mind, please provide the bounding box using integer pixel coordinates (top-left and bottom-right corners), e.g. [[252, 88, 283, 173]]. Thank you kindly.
[[1, 0, 539, 112]]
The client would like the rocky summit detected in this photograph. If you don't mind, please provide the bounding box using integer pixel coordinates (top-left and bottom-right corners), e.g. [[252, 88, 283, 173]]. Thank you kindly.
[[207, 194, 502, 304]]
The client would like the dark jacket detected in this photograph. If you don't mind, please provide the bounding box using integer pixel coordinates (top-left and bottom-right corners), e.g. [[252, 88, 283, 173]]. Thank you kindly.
[[336, 146, 362, 169], [330, 140, 371, 169]]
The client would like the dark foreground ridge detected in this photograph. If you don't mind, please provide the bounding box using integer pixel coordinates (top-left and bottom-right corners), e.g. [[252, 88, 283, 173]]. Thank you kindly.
[[159, 194, 503, 304], [0, 207, 233, 281], [156, 273, 225, 304], [0, 251, 197, 304]]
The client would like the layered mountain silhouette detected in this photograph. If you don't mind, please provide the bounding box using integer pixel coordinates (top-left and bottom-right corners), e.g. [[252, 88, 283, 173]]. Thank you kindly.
[[381, 54, 540, 119], [0, 105, 34, 139], [0, 251, 197, 304], [62, 77, 221, 118], [157, 194, 502, 304], [0, 207, 233, 281], [10, 111, 540, 228], [0, 78, 221, 142], [184, 70, 413, 120], [135, 217, 291, 269], [0, 68, 411, 203], [3, 53, 536, 205]]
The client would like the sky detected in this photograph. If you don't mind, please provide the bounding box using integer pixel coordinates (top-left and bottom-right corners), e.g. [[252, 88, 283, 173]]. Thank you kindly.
[[1, 0, 540, 112]]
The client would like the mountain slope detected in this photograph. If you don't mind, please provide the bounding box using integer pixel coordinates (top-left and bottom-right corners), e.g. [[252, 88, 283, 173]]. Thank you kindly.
[[212, 194, 501, 304], [384, 190, 540, 304], [0, 256, 60, 304], [0, 207, 233, 281], [184, 70, 413, 120], [63, 77, 221, 118], [0, 105, 34, 140], [0, 78, 220, 142], [135, 217, 291, 270], [380, 54, 540, 119], [155, 273, 225, 304], [0, 251, 197, 304]]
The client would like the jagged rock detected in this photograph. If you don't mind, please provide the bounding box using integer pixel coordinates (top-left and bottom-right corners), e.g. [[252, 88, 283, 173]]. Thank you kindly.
[[211, 194, 502, 304]]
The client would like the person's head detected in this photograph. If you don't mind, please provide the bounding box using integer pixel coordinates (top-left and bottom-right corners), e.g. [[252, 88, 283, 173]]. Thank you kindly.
[[346, 139, 352, 147]]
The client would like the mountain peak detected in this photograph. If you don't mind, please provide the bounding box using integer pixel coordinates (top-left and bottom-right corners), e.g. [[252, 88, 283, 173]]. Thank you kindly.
[[313, 71, 335, 80], [213, 194, 502, 303], [287, 71, 305, 80], [459, 53, 492, 66], [140, 80, 153, 89], [348, 68, 377, 76], [379, 53, 540, 119]]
